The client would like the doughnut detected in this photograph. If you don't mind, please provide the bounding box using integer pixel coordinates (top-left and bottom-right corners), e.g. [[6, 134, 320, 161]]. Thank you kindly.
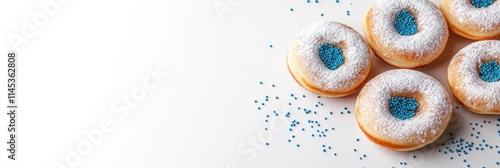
[[440, 0, 500, 40], [447, 40, 500, 114], [364, 0, 449, 68], [355, 69, 453, 151], [287, 21, 372, 97]]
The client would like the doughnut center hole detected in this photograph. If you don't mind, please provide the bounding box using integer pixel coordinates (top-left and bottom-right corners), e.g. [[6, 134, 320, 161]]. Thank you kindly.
[[394, 9, 418, 36], [479, 60, 500, 82], [318, 43, 344, 70], [389, 96, 418, 120], [471, 0, 494, 8]]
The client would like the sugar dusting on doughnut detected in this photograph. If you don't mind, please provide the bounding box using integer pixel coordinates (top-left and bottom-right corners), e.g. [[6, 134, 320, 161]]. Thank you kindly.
[[292, 21, 371, 92], [357, 69, 452, 143], [369, 0, 448, 59], [449, 40, 500, 110], [449, 0, 500, 31]]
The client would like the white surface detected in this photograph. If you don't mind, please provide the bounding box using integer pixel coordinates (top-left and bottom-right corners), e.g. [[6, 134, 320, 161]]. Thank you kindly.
[[0, 0, 498, 168]]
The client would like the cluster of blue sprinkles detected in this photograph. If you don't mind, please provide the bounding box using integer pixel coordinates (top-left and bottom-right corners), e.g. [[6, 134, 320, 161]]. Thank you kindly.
[[471, 0, 494, 8], [479, 60, 500, 82], [318, 43, 344, 70], [389, 97, 418, 120], [394, 9, 418, 36]]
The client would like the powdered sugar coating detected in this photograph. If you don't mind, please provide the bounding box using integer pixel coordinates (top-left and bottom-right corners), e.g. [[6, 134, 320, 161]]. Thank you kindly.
[[289, 21, 371, 92], [448, 0, 500, 32], [356, 69, 452, 143], [368, 0, 448, 59], [448, 40, 500, 111]]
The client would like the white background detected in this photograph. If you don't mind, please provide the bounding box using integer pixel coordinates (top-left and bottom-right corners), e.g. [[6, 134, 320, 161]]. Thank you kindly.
[[0, 0, 499, 167]]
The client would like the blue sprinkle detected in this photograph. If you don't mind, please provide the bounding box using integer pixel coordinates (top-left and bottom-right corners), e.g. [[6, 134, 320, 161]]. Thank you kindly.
[[346, 10, 350, 16], [259, 81, 263, 85], [272, 84, 275, 87], [323, 149, 326, 152], [318, 43, 344, 70], [266, 142, 269, 146], [296, 144, 300, 147], [269, 45, 273, 48], [394, 10, 418, 36], [290, 8, 294, 11], [471, 0, 494, 8], [479, 60, 500, 82], [389, 97, 418, 120]]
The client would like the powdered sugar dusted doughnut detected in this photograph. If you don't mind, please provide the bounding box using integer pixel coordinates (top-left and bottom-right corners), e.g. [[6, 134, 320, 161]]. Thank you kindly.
[[447, 40, 500, 114], [441, 0, 500, 40], [287, 21, 372, 97], [355, 69, 453, 151], [364, 0, 449, 68]]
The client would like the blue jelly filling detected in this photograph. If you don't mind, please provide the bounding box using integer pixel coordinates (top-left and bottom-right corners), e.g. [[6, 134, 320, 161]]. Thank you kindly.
[[389, 97, 418, 120], [318, 43, 344, 70], [471, 0, 494, 8], [479, 60, 500, 82], [394, 10, 418, 36]]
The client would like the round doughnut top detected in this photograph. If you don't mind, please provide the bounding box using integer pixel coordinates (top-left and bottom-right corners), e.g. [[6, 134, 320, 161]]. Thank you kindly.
[[448, 40, 500, 110], [368, 0, 448, 59], [290, 21, 371, 92], [448, 0, 500, 31], [356, 69, 452, 143]]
